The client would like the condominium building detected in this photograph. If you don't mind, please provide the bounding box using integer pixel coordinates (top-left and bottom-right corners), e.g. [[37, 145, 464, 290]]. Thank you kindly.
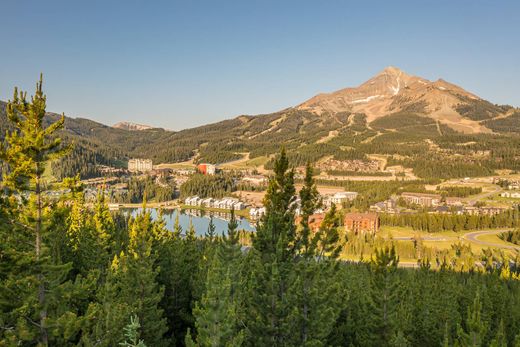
[[401, 192, 442, 207], [128, 158, 153, 172], [344, 212, 380, 234]]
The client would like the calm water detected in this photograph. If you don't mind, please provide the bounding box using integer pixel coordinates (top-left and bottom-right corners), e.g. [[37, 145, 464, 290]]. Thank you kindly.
[[123, 208, 256, 237]]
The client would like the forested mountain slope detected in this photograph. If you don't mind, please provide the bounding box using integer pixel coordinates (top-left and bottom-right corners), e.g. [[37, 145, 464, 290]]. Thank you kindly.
[[2, 67, 519, 179]]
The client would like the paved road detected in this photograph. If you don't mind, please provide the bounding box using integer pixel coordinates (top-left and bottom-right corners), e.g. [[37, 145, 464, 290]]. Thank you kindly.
[[463, 229, 520, 251]]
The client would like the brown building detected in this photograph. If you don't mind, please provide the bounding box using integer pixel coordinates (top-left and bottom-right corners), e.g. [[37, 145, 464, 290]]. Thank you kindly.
[[295, 213, 325, 232], [344, 212, 380, 234]]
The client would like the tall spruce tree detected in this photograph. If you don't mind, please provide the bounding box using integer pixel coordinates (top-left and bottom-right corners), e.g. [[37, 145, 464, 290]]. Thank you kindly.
[[252, 147, 296, 260], [189, 208, 245, 346], [369, 245, 402, 345], [296, 162, 321, 257], [245, 149, 345, 346], [83, 210, 168, 347], [455, 291, 487, 347], [0, 76, 74, 345]]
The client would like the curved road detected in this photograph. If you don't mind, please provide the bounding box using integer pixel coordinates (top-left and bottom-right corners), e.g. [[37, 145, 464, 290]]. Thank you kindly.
[[463, 229, 520, 251]]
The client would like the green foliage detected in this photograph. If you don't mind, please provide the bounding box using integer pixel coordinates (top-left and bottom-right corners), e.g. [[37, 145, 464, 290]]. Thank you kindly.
[[438, 185, 482, 197], [371, 112, 435, 130], [499, 229, 520, 245], [484, 111, 520, 133], [0, 76, 78, 346], [455, 95, 511, 121], [381, 208, 520, 232], [120, 316, 147, 347], [180, 172, 236, 198], [114, 176, 176, 203]]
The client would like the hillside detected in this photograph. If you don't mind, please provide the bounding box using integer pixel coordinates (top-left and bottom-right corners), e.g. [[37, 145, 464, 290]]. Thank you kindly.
[[2, 67, 519, 179]]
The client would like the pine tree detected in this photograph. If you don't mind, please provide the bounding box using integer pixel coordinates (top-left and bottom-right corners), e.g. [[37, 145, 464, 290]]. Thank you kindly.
[[296, 162, 321, 257], [120, 315, 147, 347], [244, 149, 345, 346], [0, 76, 73, 345], [190, 254, 244, 347], [173, 212, 183, 238], [455, 291, 487, 347], [252, 147, 296, 261], [206, 216, 216, 241], [369, 245, 402, 345], [155, 214, 203, 345], [92, 189, 116, 250], [84, 210, 168, 347], [190, 207, 246, 346], [489, 319, 507, 347]]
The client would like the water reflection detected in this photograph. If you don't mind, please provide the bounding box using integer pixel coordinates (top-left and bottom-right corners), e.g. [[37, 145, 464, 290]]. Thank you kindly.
[[122, 208, 256, 237]]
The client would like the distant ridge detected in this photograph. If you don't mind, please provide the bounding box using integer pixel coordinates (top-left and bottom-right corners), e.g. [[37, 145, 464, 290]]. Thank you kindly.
[[113, 121, 156, 131]]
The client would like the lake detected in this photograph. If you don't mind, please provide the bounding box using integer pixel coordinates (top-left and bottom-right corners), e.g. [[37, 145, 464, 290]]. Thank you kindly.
[[123, 208, 256, 237]]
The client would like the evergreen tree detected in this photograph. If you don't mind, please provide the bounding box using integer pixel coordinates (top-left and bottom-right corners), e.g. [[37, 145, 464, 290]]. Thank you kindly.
[[206, 216, 216, 241], [297, 161, 321, 257], [0, 76, 75, 345], [189, 254, 244, 347], [120, 315, 147, 347], [84, 210, 168, 346], [92, 189, 116, 251], [190, 207, 246, 346], [489, 319, 507, 347], [173, 212, 183, 238], [455, 292, 487, 347], [245, 149, 345, 346], [252, 147, 296, 260], [369, 245, 402, 345]]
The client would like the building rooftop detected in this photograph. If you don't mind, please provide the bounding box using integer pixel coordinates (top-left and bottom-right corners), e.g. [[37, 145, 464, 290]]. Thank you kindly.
[[344, 212, 379, 221]]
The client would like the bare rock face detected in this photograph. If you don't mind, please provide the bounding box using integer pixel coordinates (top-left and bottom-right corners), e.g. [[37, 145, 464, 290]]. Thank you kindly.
[[296, 66, 495, 133], [112, 121, 154, 131]]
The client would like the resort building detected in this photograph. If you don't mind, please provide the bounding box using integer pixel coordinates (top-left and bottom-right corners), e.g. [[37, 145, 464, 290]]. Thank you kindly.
[[197, 163, 217, 175], [128, 158, 153, 172], [401, 192, 442, 207], [324, 191, 358, 207], [344, 212, 380, 234]]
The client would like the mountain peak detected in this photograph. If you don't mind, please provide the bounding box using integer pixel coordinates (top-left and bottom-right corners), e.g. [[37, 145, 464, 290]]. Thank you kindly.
[[380, 66, 406, 75], [296, 66, 496, 134], [113, 121, 155, 131]]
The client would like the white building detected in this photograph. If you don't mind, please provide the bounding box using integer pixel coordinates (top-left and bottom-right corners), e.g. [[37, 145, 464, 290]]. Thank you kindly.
[[250, 207, 266, 219], [500, 192, 520, 198], [184, 196, 247, 210], [325, 191, 358, 206], [128, 158, 153, 172]]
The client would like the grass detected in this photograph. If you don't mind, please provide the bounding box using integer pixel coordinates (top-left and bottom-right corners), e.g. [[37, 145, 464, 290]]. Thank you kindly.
[[473, 231, 514, 247], [378, 225, 518, 255]]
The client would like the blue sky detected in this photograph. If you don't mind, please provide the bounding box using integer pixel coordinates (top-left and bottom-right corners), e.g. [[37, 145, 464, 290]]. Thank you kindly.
[[1, 0, 519, 130]]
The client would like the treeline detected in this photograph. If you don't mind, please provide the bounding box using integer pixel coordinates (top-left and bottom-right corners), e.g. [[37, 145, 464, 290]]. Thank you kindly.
[[500, 229, 520, 245], [438, 186, 482, 197], [327, 170, 392, 177], [51, 140, 123, 179], [180, 172, 236, 198], [389, 156, 495, 179], [381, 208, 520, 233], [484, 111, 520, 133], [113, 176, 176, 203]]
